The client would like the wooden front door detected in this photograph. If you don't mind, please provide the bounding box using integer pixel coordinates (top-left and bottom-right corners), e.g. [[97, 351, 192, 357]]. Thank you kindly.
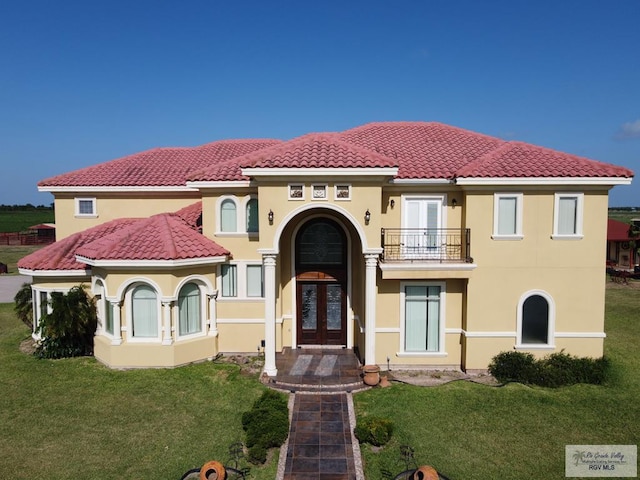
[[296, 219, 347, 345]]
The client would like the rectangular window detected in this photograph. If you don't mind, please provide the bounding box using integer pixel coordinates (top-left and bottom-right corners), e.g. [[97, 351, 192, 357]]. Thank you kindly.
[[288, 184, 304, 200], [75, 198, 96, 217], [553, 193, 584, 238], [311, 184, 327, 200], [105, 301, 114, 335], [246, 265, 264, 297], [221, 264, 237, 297], [334, 184, 351, 200], [403, 284, 441, 353], [493, 193, 523, 239]]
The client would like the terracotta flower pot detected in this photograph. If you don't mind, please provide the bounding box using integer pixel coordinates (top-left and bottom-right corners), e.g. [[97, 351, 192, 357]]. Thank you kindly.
[[362, 364, 381, 386], [200, 460, 226, 480], [410, 465, 439, 480]]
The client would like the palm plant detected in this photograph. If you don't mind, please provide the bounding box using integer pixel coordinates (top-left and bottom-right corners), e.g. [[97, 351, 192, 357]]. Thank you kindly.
[[13, 283, 33, 330]]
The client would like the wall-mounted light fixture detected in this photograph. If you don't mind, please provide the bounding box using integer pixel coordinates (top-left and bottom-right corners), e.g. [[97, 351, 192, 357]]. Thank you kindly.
[[364, 209, 371, 225], [268, 209, 274, 225], [390, 199, 395, 208], [451, 198, 458, 208]]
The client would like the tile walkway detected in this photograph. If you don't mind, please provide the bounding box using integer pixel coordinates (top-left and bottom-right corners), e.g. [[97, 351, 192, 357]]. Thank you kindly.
[[270, 348, 366, 480]]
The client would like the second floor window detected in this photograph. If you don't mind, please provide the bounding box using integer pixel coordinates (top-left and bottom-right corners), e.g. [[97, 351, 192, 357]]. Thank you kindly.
[[246, 198, 259, 233], [493, 193, 523, 239], [220, 199, 237, 232]]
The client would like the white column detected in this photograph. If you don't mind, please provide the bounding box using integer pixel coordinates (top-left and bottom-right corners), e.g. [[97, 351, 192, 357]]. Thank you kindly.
[[111, 300, 122, 346], [364, 254, 378, 365], [162, 301, 173, 345], [263, 254, 278, 376], [207, 290, 218, 337]]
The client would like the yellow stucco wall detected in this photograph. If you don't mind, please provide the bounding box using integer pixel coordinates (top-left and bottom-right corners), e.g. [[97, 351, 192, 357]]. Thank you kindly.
[[53, 192, 201, 240]]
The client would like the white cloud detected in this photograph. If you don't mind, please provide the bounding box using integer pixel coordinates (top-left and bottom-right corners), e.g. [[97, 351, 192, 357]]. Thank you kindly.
[[615, 119, 640, 140]]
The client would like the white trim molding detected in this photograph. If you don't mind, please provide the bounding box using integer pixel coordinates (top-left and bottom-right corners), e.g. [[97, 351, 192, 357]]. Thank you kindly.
[[456, 176, 632, 186], [515, 289, 556, 349]]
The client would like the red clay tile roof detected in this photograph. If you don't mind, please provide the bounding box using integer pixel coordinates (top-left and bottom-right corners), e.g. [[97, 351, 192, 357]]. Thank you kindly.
[[174, 201, 203, 231], [18, 218, 140, 272], [18, 203, 227, 270], [189, 134, 398, 182], [607, 219, 638, 241], [38, 122, 634, 187], [339, 122, 504, 179], [39, 139, 281, 188], [456, 141, 635, 178], [76, 212, 228, 262]]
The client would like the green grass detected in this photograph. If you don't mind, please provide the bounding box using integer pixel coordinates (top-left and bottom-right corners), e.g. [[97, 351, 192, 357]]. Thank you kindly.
[[0, 245, 44, 275], [354, 282, 640, 480], [0, 304, 280, 479], [0, 209, 54, 233], [608, 208, 640, 225]]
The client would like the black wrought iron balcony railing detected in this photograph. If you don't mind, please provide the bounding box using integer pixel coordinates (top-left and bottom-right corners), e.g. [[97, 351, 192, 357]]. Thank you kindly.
[[380, 228, 472, 263]]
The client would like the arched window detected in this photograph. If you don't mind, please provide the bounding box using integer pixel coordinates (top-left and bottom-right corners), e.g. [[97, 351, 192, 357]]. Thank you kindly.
[[178, 283, 201, 336], [518, 292, 554, 346], [131, 285, 158, 338], [246, 198, 259, 233], [220, 199, 237, 232]]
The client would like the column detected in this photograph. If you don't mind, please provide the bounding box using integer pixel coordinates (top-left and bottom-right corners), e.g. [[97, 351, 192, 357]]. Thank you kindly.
[[207, 290, 219, 337], [111, 300, 122, 346], [364, 253, 378, 365], [263, 254, 278, 376], [162, 301, 173, 345]]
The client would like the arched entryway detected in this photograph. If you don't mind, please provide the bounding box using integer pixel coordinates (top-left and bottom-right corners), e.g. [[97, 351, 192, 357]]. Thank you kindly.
[[295, 218, 347, 345]]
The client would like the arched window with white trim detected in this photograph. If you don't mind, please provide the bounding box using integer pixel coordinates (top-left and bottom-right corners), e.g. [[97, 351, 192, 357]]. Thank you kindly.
[[220, 198, 237, 232], [178, 283, 202, 336], [517, 291, 555, 348], [246, 198, 259, 233], [131, 285, 159, 339]]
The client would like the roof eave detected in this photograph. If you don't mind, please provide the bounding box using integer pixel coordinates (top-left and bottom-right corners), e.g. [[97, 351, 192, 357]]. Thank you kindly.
[[38, 185, 199, 193], [18, 267, 91, 277], [241, 167, 399, 177], [455, 176, 633, 186], [76, 255, 228, 268]]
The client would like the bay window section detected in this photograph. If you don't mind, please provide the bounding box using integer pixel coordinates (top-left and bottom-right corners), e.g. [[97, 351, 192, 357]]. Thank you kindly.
[[221, 264, 237, 297], [246, 265, 264, 297], [178, 283, 202, 336]]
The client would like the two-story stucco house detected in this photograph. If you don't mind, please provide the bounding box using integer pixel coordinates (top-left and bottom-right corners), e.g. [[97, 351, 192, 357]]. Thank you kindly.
[[18, 122, 633, 374]]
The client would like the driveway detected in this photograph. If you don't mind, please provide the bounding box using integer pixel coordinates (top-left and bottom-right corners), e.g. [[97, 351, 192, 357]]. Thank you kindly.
[[0, 275, 32, 303]]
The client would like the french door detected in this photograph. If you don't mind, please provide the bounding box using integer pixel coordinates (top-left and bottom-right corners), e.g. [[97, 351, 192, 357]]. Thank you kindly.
[[295, 218, 347, 345], [403, 197, 443, 259]]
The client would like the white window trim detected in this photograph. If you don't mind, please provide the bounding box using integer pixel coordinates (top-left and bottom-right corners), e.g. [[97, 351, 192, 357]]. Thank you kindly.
[[175, 282, 207, 340], [217, 261, 265, 301], [397, 281, 447, 356], [492, 193, 523, 240], [288, 183, 305, 201], [216, 195, 239, 235], [400, 194, 447, 229], [75, 197, 97, 218], [31, 287, 68, 339], [311, 184, 328, 201], [515, 289, 556, 349], [125, 283, 162, 343], [552, 193, 584, 240], [243, 195, 259, 237], [334, 184, 351, 201]]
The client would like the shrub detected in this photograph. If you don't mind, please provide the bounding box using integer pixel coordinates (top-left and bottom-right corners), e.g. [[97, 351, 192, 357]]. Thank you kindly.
[[488, 351, 538, 383], [241, 390, 289, 464], [354, 416, 394, 446], [35, 285, 97, 359], [489, 350, 610, 387]]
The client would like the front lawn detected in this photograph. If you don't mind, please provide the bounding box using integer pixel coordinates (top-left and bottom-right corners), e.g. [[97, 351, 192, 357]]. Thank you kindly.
[[0, 304, 279, 479], [354, 282, 640, 480]]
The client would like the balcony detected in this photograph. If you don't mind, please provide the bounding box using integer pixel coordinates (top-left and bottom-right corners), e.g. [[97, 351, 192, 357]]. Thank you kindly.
[[380, 228, 472, 263]]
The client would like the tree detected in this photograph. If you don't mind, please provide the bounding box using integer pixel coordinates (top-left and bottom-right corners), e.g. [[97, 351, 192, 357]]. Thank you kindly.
[[14, 283, 33, 330], [35, 285, 98, 359]]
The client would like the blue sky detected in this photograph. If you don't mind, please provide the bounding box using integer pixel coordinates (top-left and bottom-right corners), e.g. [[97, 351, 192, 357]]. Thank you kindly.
[[1, 0, 638, 206]]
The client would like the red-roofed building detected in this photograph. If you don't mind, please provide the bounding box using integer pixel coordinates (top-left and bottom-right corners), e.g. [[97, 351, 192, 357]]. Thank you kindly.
[[20, 121, 634, 371], [606, 219, 639, 270]]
